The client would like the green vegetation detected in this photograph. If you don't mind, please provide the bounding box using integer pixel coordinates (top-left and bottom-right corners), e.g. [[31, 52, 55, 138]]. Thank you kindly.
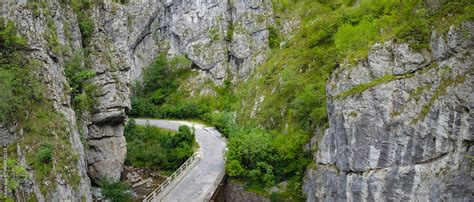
[[225, 127, 310, 199], [1, 18, 82, 195], [268, 26, 281, 49], [226, 22, 234, 42], [64, 52, 97, 114], [335, 74, 397, 99], [412, 72, 467, 124], [124, 120, 196, 172], [0, 159, 28, 201], [208, 27, 220, 42], [26, 1, 47, 18], [129, 54, 206, 119], [0, 19, 41, 124], [37, 143, 53, 163], [99, 178, 131, 202], [112, 0, 129, 4], [70, 0, 95, 45]]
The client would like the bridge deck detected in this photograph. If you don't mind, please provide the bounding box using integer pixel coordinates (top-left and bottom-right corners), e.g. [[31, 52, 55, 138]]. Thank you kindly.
[[134, 119, 227, 202]]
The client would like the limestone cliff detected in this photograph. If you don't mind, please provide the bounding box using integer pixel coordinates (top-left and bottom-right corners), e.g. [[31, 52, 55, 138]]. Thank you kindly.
[[0, 0, 272, 200], [304, 22, 474, 201], [1, 1, 92, 200], [127, 0, 273, 84]]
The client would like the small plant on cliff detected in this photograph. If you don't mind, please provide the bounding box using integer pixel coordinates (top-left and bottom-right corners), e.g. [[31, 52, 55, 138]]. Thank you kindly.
[[37, 143, 53, 163], [71, 0, 94, 45], [0, 159, 28, 199], [268, 26, 281, 49]]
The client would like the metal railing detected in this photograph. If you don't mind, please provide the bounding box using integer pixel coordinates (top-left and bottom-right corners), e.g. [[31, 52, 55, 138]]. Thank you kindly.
[[143, 151, 201, 202], [204, 172, 226, 201]]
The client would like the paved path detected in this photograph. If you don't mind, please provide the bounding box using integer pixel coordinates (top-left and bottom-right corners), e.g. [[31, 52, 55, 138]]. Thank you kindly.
[[134, 119, 227, 202]]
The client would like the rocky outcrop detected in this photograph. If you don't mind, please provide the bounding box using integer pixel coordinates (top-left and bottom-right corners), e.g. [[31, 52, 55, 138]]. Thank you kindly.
[[304, 22, 474, 201], [81, 2, 131, 184], [217, 179, 270, 202], [1, 1, 92, 200], [127, 0, 273, 84]]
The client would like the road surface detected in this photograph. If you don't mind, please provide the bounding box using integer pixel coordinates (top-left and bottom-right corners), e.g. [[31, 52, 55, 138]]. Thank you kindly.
[[134, 119, 227, 202]]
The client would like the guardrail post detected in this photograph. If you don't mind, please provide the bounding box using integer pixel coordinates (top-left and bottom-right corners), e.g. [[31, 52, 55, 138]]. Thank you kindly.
[[143, 151, 201, 202]]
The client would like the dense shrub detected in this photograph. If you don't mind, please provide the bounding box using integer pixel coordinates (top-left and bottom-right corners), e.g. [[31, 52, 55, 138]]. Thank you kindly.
[[99, 178, 131, 202], [124, 120, 196, 171], [334, 18, 380, 56], [129, 54, 195, 118], [37, 143, 53, 164], [225, 127, 310, 189], [202, 111, 235, 138], [268, 26, 281, 49]]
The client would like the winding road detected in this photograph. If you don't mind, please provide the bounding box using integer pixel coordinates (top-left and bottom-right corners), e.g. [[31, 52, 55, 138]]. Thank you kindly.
[[134, 119, 227, 202]]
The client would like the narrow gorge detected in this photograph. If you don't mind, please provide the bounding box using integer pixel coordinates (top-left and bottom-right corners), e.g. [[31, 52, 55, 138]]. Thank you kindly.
[[0, 0, 472, 201]]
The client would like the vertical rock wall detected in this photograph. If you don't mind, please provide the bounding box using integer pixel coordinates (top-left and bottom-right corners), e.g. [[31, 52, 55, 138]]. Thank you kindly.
[[304, 22, 474, 201], [128, 0, 273, 85], [1, 1, 92, 200]]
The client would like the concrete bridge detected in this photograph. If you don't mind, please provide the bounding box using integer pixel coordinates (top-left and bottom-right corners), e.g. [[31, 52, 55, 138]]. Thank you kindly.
[[135, 119, 227, 202]]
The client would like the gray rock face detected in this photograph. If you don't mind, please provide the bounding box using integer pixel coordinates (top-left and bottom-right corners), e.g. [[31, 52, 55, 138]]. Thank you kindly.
[[304, 22, 474, 201], [218, 179, 270, 202], [127, 0, 273, 84], [2, 1, 92, 201]]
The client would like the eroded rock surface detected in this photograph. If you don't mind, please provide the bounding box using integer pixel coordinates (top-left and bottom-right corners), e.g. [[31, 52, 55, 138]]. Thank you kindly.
[[2, 1, 92, 200], [304, 22, 474, 201], [127, 0, 273, 84]]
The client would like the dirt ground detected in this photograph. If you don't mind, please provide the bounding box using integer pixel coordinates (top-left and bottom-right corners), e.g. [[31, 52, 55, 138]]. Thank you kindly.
[[122, 166, 166, 201]]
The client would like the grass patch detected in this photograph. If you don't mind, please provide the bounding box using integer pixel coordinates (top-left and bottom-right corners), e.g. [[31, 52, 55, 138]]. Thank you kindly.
[[268, 26, 281, 49], [334, 74, 397, 99], [412, 74, 467, 124], [334, 63, 440, 100], [208, 27, 220, 42]]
